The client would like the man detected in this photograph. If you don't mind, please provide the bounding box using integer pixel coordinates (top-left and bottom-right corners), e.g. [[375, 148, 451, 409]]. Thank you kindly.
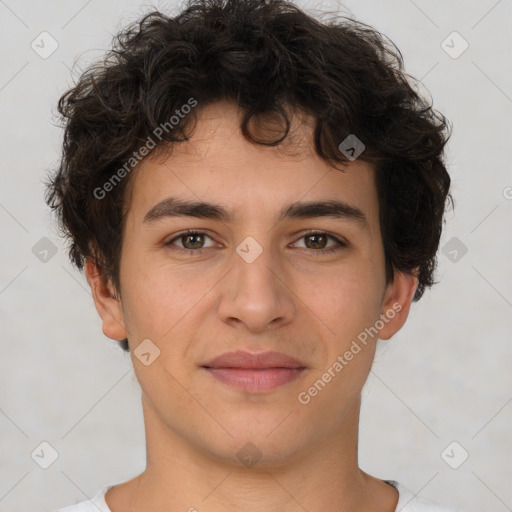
[[46, 0, 457, 510]]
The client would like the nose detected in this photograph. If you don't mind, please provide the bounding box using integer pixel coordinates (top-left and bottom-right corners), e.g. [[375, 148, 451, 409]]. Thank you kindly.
[[217, 240, 296, 333]]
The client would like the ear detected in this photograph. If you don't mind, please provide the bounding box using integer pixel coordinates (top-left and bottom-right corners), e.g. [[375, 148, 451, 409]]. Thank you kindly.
[[378, 269, 418, 341], [84, 256, 127, 342]]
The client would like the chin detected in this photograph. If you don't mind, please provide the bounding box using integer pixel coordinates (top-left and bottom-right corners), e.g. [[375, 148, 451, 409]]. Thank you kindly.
[[198, 425, 309, 469]]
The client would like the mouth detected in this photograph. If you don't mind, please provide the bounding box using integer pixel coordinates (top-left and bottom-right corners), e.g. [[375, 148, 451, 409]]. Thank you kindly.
[[200, 350, 307, 393], [201, 367, 307, 393]]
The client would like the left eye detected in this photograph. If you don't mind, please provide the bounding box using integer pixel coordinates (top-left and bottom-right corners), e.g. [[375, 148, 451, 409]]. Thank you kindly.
[[291, 232, 345, 253], [164, 230, 345, 255], [165, 231, 217, 252]]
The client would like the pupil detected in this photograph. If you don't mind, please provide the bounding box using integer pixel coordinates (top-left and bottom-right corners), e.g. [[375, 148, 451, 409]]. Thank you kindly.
[[186, 234, 203, 249], [307, 234, 326, 249]]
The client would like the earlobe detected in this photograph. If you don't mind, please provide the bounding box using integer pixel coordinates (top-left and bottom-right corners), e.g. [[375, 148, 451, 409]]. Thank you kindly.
[[84, 257, 127, 341], [378, 270, 418, 341]]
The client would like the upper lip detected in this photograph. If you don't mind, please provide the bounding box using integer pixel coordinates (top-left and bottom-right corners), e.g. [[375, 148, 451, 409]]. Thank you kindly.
[[202, 350, 306, 369]]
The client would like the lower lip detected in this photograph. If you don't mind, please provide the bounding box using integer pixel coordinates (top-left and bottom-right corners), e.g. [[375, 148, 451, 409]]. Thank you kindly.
[[202, 367, 306, 393]]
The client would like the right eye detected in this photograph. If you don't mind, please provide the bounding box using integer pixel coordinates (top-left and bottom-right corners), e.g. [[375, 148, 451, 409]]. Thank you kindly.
[[164, 230, 217, 255]]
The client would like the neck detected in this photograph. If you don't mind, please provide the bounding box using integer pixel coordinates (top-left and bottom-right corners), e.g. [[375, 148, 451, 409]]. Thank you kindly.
[[106, 392, 398, 512]]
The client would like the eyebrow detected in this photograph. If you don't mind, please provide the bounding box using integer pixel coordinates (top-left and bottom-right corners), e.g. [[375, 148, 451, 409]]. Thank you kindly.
[[143, 197, 368, 229]]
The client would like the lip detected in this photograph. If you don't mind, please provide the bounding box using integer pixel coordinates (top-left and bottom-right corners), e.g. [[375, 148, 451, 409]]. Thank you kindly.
[[201, 350, 306, 369], [200, 350, 307, 393]]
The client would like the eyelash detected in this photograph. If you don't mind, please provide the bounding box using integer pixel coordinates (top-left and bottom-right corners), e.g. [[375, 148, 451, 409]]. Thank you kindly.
[[164, 229, 346, 256]]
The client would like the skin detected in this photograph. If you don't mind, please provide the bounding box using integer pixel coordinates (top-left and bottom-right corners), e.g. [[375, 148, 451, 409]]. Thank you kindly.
[[85, 100, 418, 512]]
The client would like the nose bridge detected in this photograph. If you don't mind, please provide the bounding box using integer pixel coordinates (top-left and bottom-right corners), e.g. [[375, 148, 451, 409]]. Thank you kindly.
[[217, 234, 295, 331]]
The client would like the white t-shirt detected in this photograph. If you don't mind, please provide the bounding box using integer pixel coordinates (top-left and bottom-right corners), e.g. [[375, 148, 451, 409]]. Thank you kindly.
[[54, 480, 459, 511]]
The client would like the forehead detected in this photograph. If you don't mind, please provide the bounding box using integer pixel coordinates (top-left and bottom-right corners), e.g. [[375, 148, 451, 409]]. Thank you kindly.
[[124, 101, 379, 228]]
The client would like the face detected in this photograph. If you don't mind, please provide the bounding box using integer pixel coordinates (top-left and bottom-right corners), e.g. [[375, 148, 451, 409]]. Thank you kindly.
[[86, 100, 417, 468]]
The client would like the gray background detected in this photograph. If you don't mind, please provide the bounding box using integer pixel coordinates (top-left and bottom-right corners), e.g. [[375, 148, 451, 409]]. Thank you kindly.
[[1, 0, 511, 511]]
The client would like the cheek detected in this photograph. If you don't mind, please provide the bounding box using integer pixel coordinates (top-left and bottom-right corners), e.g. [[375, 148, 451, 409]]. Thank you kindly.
[[120, 255, 216, 340], [315, 265, 384, 338], [307, 269, 383, 394]]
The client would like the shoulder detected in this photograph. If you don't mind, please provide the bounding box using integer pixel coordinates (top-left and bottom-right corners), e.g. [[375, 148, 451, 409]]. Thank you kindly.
[[390, 480, 460, 512], [54, 503, 99, 512], [54, 484, 113, 512]]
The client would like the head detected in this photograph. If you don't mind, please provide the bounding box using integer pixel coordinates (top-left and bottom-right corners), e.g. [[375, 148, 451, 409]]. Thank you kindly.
[[45, 0, 451, 467]]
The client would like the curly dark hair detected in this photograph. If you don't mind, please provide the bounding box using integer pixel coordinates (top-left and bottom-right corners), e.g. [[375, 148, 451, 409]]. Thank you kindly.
[[45, 0, 452, 353]]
